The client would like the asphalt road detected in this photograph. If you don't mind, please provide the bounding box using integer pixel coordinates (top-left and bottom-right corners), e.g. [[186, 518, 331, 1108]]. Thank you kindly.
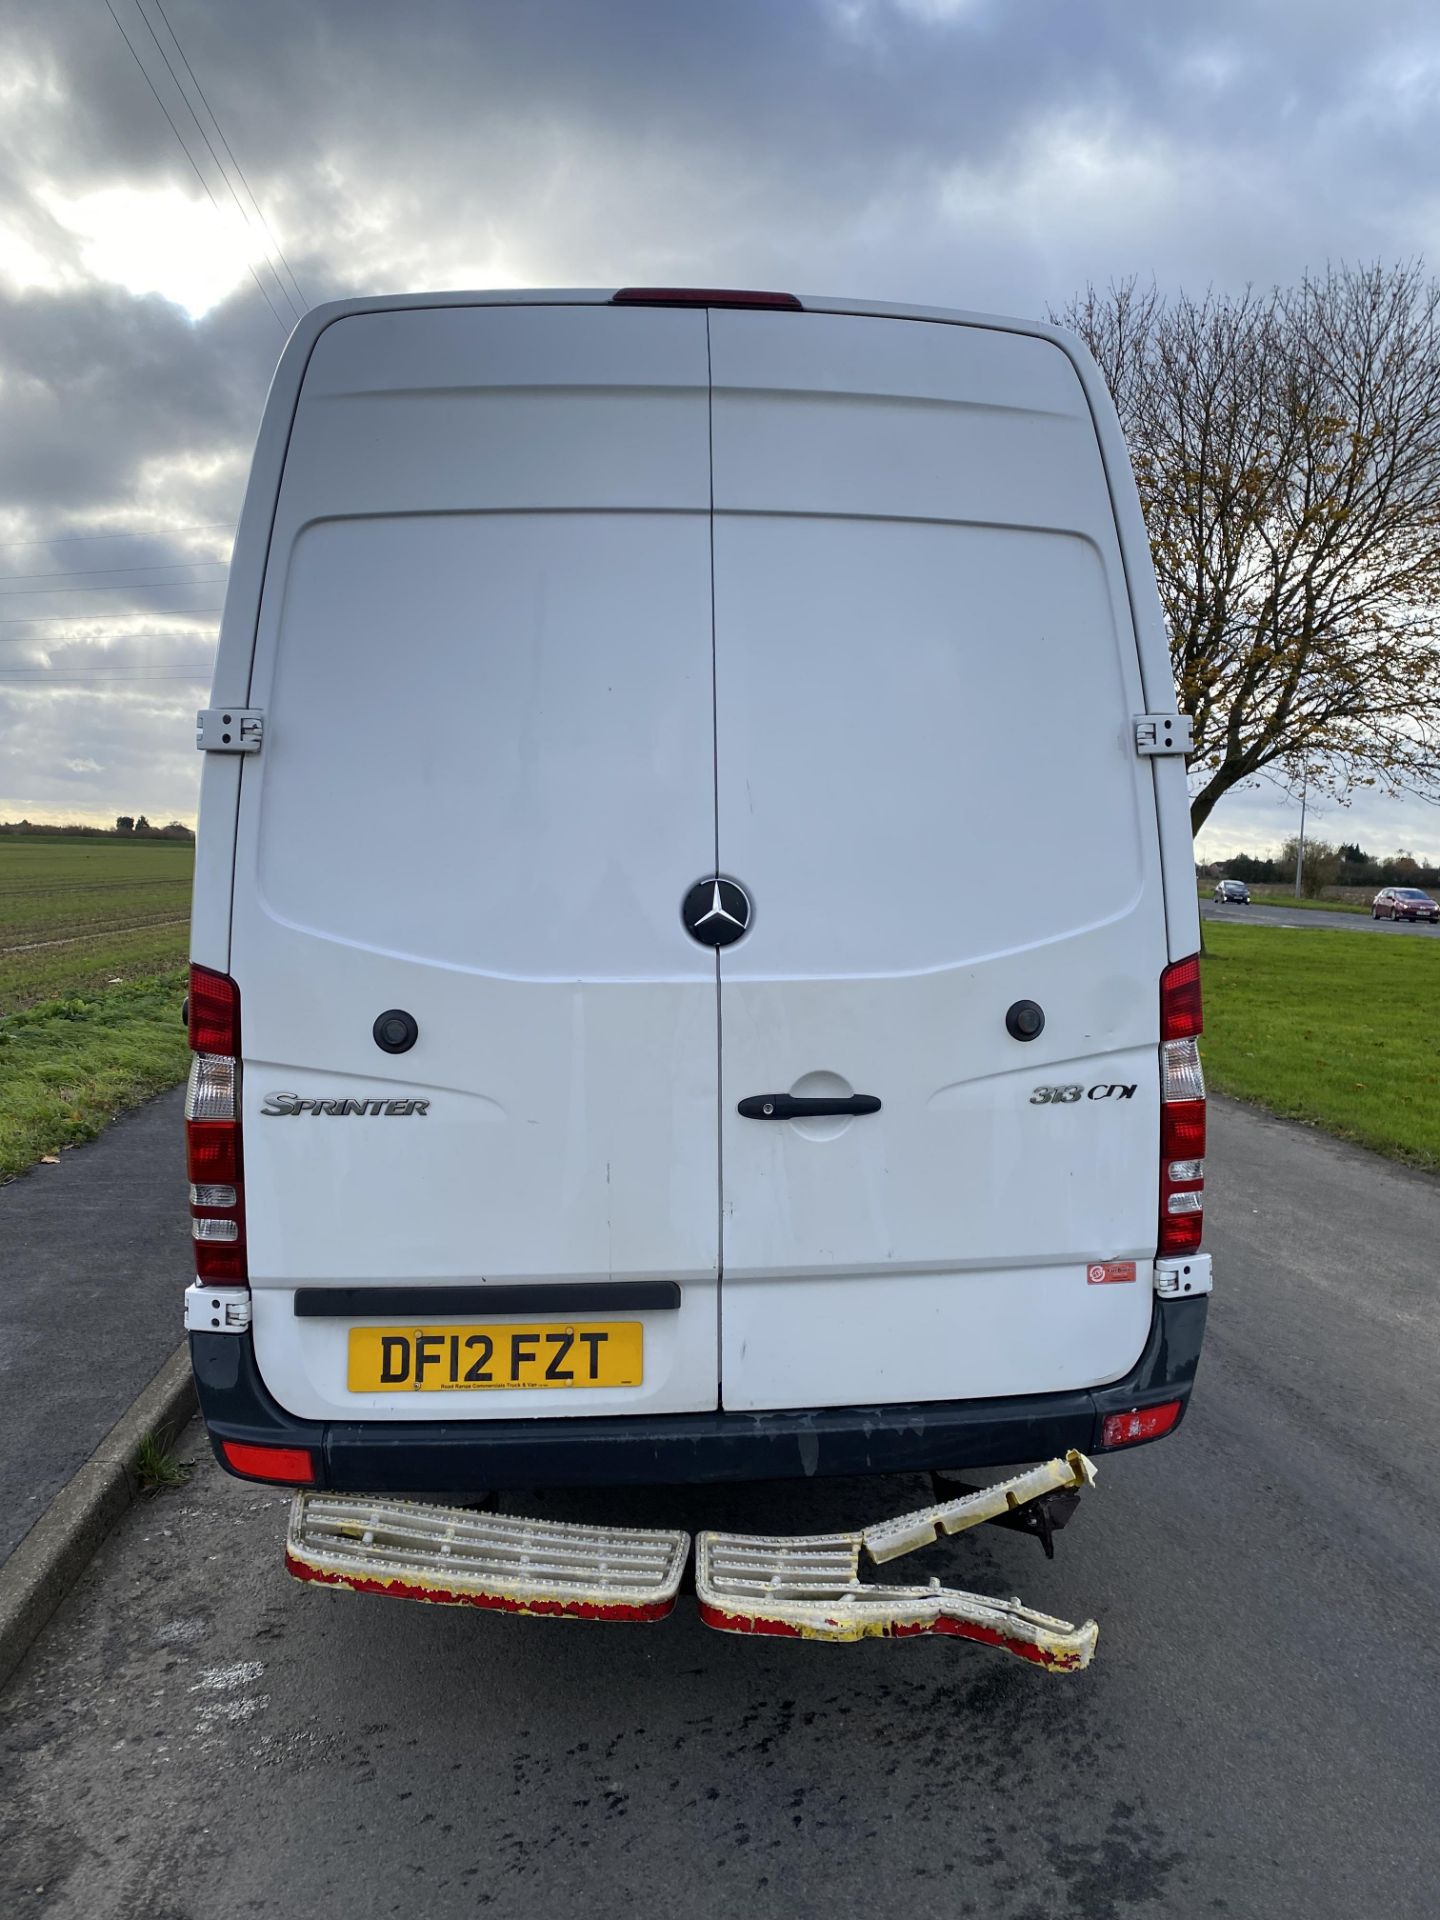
[[0, 1088, 190, 1561], [1200, 897, 1440, 935], [2, 1096, 1437, 1920]]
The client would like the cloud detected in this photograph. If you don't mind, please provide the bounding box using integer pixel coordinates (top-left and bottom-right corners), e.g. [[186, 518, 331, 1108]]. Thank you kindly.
[[2, 0, 1440, 843], [37, 183, 259, 318], [0, 675, 201, 825]]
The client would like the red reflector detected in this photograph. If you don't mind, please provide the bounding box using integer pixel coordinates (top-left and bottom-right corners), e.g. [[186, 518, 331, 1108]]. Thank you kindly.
[[1101, 1400, 1183, 1449], [188, 964, 240, 1054], [611, 287, 802, 310], [186, 1122, 240, 1185], [221, 1440, 317, 1485], [1161, 1100, 1206, 1161], [1160, 953, 1202, 1041]]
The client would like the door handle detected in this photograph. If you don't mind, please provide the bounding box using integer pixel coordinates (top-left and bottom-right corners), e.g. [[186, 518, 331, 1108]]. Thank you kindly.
[[737, 1094, 882, 1120]]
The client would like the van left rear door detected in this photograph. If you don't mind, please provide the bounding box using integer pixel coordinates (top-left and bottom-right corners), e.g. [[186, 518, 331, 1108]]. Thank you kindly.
[[229, 303, 721, 1422]]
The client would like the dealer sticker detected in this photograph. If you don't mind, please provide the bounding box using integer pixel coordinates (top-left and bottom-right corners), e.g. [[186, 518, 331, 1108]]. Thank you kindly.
[[1087, 1261, 1137, 1285]]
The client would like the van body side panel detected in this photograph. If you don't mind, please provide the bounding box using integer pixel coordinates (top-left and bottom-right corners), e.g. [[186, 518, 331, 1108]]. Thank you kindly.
[[709, 311, 1165, 1412], [231, 306, 722, 1421]]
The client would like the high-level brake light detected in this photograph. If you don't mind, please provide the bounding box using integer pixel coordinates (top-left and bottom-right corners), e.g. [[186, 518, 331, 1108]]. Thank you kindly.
[[611, 287, 803, 309], [1159, 955, 1205, 1255], [185, 964, 247, 1286]]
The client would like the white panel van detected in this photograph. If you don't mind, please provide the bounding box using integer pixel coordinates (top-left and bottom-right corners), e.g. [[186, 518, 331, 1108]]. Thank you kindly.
[[185, 290, 1209, 1648]]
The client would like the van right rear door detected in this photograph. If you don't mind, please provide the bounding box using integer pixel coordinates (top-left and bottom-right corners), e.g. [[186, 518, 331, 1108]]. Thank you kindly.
[[709, 308, 1168, 1414]]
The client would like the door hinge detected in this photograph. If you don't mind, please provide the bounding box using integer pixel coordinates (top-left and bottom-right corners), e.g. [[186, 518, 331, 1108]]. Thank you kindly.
[[184, 1282, 253, 1332], [196, 707, 264, 754], [1154, 1254, 1212, 1298], [1134, 712, 1193, 757]]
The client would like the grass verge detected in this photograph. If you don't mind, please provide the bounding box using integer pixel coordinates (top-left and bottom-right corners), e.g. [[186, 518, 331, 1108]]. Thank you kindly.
[[1202, 922, 1440, 1170], [0, 972, 189, 1181], [1247, 889, 1370, 914]]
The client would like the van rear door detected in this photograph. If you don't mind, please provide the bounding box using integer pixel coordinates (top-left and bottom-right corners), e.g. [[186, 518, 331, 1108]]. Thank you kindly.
[[709, 309, 1167, 1413], [230, 304, 721, 1421]]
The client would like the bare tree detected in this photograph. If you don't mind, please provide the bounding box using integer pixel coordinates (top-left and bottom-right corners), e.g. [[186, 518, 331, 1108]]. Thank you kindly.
[[1055, 265, 1440, 835], [1279, 836, 1341, 897]]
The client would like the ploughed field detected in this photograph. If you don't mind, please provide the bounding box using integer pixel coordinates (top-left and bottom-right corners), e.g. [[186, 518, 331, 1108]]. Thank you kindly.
[[0, 836, 191, 1179], [0, 836, 191, 1006]]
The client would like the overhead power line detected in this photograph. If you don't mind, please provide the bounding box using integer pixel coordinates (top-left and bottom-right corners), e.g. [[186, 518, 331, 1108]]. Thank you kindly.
[[130, 0, 301, 324], [0, 606, 224, 628], [0, 572, 226, 597], [0, 637, 216, 660], [149, 0, 308, 313], [102, 0, 290, 332], [0, 673, 212, 684], [0, 561, 225, 586], [0, 664, 213, 677], [0, 522, 233, 552]]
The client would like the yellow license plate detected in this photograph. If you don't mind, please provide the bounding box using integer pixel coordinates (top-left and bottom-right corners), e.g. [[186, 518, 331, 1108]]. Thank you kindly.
[[346, 1321, 642, 1393]]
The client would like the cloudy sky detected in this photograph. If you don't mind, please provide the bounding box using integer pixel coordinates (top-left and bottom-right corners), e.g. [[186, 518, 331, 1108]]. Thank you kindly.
[[3, 0, 1440, 861]]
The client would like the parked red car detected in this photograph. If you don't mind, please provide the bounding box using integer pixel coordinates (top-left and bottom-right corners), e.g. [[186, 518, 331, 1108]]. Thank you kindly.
[[1372, 887, 1440, 923]]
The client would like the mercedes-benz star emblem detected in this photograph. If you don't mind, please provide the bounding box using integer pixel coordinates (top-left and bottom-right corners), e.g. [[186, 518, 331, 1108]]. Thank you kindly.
[[682, 876, 752, 948]]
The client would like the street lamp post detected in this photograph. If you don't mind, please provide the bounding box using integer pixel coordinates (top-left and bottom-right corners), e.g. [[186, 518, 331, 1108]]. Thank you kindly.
[[1294, 769, 1308, 897]]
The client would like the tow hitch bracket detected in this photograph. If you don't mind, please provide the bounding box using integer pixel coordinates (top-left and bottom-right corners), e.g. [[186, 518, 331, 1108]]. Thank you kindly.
[[864, 1451, 1095, 1563]]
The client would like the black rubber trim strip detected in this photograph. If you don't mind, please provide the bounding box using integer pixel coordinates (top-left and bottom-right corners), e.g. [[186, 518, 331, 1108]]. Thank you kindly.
[[292, 1282, 683, 1319], [194, 1295, 1207, 1489]]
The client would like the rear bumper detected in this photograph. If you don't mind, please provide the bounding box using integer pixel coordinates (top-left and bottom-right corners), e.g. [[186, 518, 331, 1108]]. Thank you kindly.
[[192, 1295, 1207, 1491]]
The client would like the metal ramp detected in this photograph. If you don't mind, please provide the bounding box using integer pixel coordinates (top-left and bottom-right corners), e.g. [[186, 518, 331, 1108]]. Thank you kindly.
[[286, 1493, 689, 1622], [694, 1452, 1099, 1669], [693, 1529, 1097, 1669], [286, 1452, 1099, 1668]]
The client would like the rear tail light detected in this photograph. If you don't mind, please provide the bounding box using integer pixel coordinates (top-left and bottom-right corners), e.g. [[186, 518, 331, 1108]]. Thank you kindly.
[[187, 964, 239, 1053], [1159, 955, 1205, 1255], [184, 1052, 236, 1121], [192, 1218, 240, 1242], [1101, 1400, 1183, 1449], [185, 965, 247, 1287], [1160, 952, 1202, 1038], [189, 1183, 236, 1208], [1161, 1039, 1205, 1103]]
